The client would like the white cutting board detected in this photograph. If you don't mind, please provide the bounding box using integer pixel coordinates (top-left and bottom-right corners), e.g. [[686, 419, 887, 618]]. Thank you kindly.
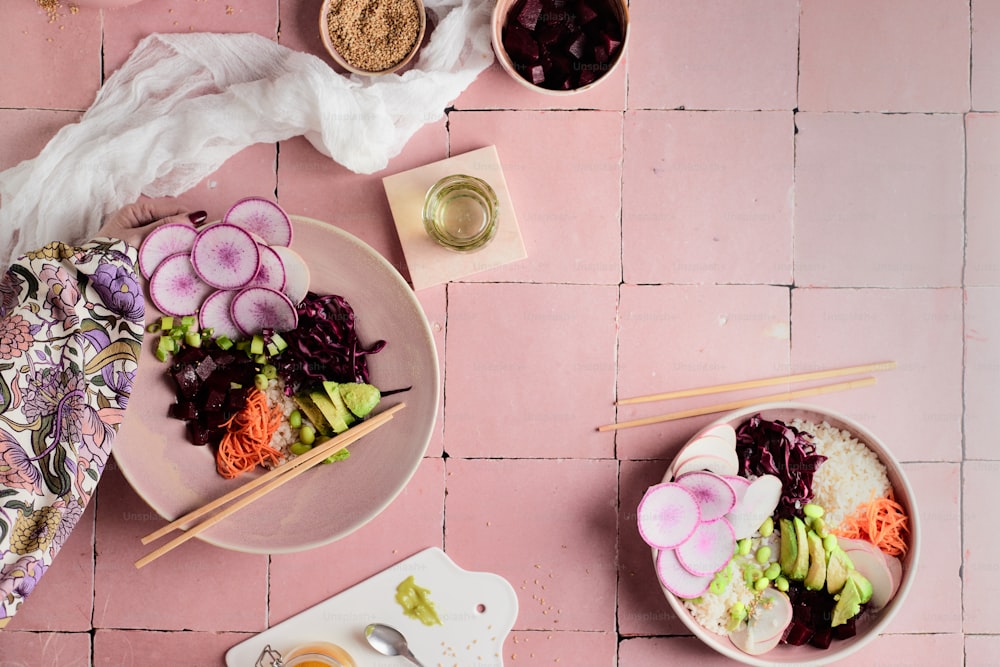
[[226, 547, 518, 666]]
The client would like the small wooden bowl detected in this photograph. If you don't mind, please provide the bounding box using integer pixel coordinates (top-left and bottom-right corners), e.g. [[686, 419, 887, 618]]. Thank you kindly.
[[319, 0, 427, 76]]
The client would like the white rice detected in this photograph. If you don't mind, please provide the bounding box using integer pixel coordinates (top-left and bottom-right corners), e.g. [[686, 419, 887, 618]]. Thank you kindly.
[[792, 419, 891, 531]]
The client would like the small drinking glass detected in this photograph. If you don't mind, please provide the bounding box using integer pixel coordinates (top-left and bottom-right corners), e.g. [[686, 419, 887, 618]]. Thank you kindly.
[[422, 174, 499, 252]]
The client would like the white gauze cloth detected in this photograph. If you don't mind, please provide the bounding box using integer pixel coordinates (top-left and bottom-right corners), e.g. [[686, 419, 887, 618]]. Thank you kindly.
[[0, 0, 494, 268]]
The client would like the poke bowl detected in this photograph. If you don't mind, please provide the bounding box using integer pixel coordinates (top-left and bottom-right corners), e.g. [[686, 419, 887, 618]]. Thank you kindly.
[[637, 403, 919, 666]]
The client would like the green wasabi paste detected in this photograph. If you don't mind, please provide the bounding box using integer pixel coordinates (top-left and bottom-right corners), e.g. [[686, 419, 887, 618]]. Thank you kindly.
[[395, 575, 442, 626]]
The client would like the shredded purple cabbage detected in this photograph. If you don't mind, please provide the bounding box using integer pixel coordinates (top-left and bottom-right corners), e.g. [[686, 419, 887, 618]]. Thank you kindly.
[[735, 414, 827, 519], [273, 292, 386, 394]]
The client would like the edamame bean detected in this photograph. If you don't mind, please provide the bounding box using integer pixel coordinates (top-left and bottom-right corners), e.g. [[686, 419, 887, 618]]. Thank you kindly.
[[758, 516, 774, 537], [763, 563, 781, 580], [803, 503, 824, 519], [299, 424, 316, 446], [823, 534, 838, 552], [738, 538, 752, 556], [288, 410, 302, 429], [774, 576, 789, 592], [730, 602, 747, 620], [289, 442, 312, 456], [813, 517, 828, 538], [754, 577, 770, 592], [755, 546, 772, 564]]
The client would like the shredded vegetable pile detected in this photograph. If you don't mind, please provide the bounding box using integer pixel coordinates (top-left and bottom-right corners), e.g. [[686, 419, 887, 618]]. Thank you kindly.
[[834, 491, 910, 557], [735, 415, 828, 519], [274, 292, 386, 394], [216, 388, 284, 479]]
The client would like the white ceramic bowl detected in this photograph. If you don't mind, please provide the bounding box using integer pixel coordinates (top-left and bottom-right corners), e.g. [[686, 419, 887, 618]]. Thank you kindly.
[[658, 402, 920, 666]]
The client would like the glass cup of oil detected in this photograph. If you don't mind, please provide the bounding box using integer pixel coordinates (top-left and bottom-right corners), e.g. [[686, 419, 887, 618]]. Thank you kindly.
[[422, 174, 499, 252]]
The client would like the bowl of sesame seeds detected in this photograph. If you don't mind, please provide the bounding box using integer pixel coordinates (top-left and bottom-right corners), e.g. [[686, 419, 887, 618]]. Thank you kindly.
[[320, 0, 427, 76]]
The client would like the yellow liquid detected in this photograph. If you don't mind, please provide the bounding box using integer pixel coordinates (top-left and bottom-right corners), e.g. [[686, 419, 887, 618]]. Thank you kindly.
[[284, 642, 355, 667], [439, 194, 488, 240]]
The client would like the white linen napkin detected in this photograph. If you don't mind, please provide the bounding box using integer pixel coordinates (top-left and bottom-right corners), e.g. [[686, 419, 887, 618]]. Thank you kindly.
[[0, 0, 494, 269]]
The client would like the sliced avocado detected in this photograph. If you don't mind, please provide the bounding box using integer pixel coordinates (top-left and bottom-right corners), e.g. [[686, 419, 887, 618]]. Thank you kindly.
[[779, 518, 798, 576], [848, 570, 873, 605], [339, 382, 381, 418], [293, 394, 332, 436], [832, 576, 863, 627], [804, 530, 827, 591], [826, 547, 852, 595], [322, 381, 357, 427], [789, 517, 810, 581], [309, 391, 350, 434]]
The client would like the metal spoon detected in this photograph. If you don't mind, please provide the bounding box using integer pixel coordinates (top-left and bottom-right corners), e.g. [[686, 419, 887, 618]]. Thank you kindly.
[[364, 623, 426, 667]]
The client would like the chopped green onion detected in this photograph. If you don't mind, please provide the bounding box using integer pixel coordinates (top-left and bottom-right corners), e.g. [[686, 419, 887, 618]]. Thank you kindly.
[[216, 336, 234, 351]]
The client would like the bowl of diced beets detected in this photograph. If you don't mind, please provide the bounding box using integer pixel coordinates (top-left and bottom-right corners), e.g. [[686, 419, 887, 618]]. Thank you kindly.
[[650, 403, 919, 666], [492, 0, 628, 94]]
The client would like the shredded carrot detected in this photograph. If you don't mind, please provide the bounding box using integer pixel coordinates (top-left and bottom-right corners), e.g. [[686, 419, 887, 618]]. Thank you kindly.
[[215, 388, 284, 479], [833, 490, 910, 557]]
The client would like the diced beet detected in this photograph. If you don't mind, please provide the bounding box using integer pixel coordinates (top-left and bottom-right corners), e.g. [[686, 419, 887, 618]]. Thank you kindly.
[[168, 401, 199, 421], [810, 626, 833, 650], [593, 43, 609, 64], [576, 68, 596, 87], [187, 421, 214, 447], [783, 620, 813, 646], [171, 364, 201, 396], [515, 0, 544, 31], [194, 355, 218, 382], [536, 21, 563, 45], [529, 64, 546, 85], [577, 0, 599, 24], [204, 387, 226, 413], [504, 23, 540, 64], [832, 616, 857, 640], [567, 32, 587, 59], [203, 410, 230, 429]]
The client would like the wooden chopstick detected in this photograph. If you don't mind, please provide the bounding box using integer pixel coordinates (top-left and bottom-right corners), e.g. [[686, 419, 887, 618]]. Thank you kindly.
[[135, 402, 405, 569], [616, 361, 896, 405], [597, 377, 876, 432]]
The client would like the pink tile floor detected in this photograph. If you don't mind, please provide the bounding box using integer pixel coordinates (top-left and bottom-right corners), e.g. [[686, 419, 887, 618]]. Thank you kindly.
[[0, 0, 994, 664]]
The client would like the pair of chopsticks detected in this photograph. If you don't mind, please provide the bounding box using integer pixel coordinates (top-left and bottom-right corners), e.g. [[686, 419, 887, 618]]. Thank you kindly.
[[135, 402, 406, 569], [597, 362, 895, 432]]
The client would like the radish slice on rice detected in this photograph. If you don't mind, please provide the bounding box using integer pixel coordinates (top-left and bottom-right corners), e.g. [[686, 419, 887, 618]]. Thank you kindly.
[[198, 290, 242, 341], [148, 253, 215, 317], [675, 471, 737, 522], [138, 223, 197, 279], [676, 517, 736, 576], [637, 483, 700, 550], [191, 223, 261, 290], [223, 197, 293, 247], [272, 245, 310, 305], [655, 548, 713, 599], [248, 244, 286, 291], [231, 286, 298, 335], [726, 474, 783, 540]]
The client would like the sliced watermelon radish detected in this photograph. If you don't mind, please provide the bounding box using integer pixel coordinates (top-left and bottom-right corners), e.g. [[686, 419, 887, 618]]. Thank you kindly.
[[248, 244, 286, 291], [675, 471, 737, 522], [223, 197, 293, 247], [636, 483, 701, 550], [676, 517, 736, 576], [148, 253, 215, 317], [723, 475, 751, 505], [271, 245, 310, 305], [198, 290, 242, 341], [230, 286, 298, 335], [726, 474, 783, 540], [728, 588, 793, 655], [190, 223, 261, 290], [670, 424, 739, 478], [655, 548, 713, 599], [838, 537, 899, 610], [138, 223, 198, 279]]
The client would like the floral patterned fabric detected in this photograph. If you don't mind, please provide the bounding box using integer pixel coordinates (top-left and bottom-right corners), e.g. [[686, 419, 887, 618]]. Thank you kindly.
[[0, 239, 143, 627]]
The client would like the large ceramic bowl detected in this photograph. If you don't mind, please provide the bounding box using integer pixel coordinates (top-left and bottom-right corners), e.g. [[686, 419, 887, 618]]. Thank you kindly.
[[657, 402, 920, 666], [115, 216, 439, 554]]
